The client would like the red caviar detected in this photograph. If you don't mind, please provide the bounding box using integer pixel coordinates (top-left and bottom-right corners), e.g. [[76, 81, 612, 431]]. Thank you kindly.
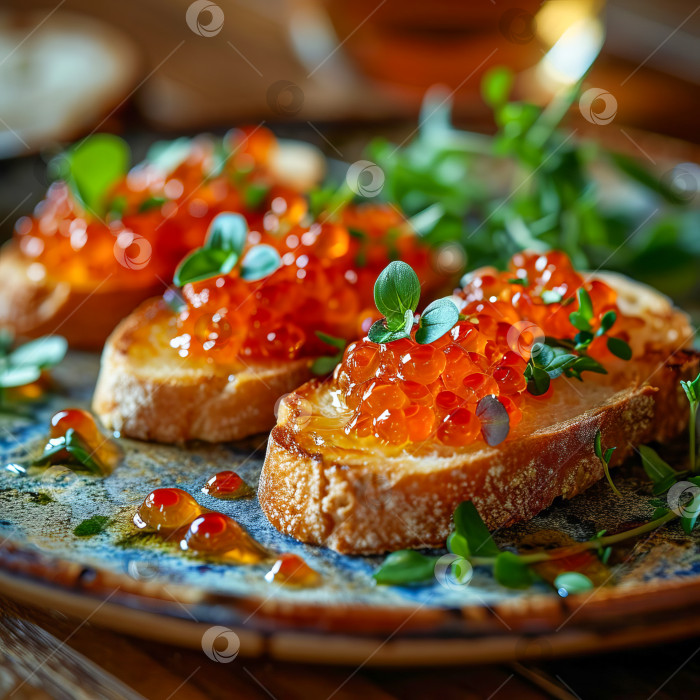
[[201, 471, 253, 500], [133, 487, 265, 564], [180, 512, 265, 563], [171, 203, 437, 362], [13, 128, 298, 290], [264, 553, 321, 587], [134, 488, 203, 532], [335, 251, 637, 449], [49, 408, 122, 469]]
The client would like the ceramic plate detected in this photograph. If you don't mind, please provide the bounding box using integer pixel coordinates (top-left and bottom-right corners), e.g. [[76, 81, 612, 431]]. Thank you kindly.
[[1, 353, 699, 666]]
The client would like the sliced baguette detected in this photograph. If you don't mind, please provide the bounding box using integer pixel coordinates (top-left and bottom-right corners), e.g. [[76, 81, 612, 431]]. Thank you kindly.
[[0, 140, 324, 350], [259, 274, 697, 554], [92, 298, 313, 443], [0, 245, 160, 350]]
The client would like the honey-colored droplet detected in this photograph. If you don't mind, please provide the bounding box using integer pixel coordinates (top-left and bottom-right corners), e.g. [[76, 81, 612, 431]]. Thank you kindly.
[[264, 553, 321, 587]]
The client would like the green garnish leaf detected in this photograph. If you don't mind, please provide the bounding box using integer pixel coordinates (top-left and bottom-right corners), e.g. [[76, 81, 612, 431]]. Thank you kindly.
[[367, 315, 414, 344], [554, 572, 594, 596], [9, 336, 68, 369], [146, 137, 191, 174], [138, 196, 167, 213], [606, 336, 632, 360], [315, 332, 346, 351], [681, 374, 700, 404], [65, 134, 130, 217], [493, 551, 533, 589], [34, 428, 104, 475], [244, 183, 270, 209], [373, 261, 421, 331], [73, 515, 110, 538], [597, 310, 617, 336], [239, 245, 282, 281], [594, 429, 603, 460], [508, 277, 528, 286], [373, 550, 438, 585], [481, 66, 514, 108], [541, 289, 563, 304], [446, 531, 470, 558], [639, 445, 679, 495], [311, 332, 347, 376], [311, 356, 341, 375], [415, 298, 459, 344], [531, 343, 554, 369], [453, 501, 500, 557], [569, 288, 594, 332], [206, 213, 248, 258], [174, 248, 237, 287], [526, 366, 551, 396], [0, 365, 42, 388]]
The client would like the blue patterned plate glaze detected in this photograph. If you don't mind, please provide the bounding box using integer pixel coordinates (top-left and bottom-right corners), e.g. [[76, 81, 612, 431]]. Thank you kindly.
[[0, 353, 698, 663]]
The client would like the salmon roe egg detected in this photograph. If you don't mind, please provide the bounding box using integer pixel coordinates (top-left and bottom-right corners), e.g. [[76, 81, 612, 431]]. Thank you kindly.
[[336, 250, 629, 449]]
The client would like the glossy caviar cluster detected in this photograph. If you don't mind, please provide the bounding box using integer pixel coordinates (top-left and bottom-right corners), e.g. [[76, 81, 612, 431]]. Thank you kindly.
[[13, 128, 289, 287], [335, 251, 637, 448], [172, 205, 435, 361]]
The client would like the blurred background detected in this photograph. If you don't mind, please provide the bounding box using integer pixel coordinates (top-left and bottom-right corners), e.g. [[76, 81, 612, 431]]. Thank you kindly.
[[0, 0, 698, 306]]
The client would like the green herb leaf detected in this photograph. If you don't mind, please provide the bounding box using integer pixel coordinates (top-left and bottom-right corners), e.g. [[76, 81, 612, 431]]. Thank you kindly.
[[639, 444, 679, 495], [138, 196, 167, 213], [606, 336, 632, 361], [205, 213, 248, 257], [475, 395, 510, 446], [374, 261, 421, 331], [493, 551, 533, 589], [174, 248, 237, 287], [609, 152, 687, 205], [146, 137, 191, 174], [508, 277, 528, 286], [597, 310, 617, 336], [9, 336, 67, 369], [373, 550, 438, 585], [66, 134, 130, 217], [415, 298, 459, 344], [239, 245, 282, 282], [0, 365, 42, 388], [481, 66, 514, 108], [310, 356, 340, 375], [527, 366, 551, 396], [554, 571, 594, 596], [541, 289, 563, 304], [569, 288, 594, 332], [316, 332, 347, 351], [244, 183, 270, 209], [594, 429, 603, 460], [73, 515, 110, 537], [35, 428, 104, 474], [681, 374, 700, 404], [367, 317, 413, 344], [453, 501, 500, 557], [681, 492, 700, 534], [531, 343, 554, 368], [446, 531, 470, 558]]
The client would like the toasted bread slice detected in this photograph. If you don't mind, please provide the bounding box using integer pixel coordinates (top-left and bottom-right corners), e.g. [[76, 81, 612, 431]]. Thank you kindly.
[[0, 245, 162, 350], [0, 140, 324, 350], [259, 274, 697, 554], [92, 298, 314, 443]]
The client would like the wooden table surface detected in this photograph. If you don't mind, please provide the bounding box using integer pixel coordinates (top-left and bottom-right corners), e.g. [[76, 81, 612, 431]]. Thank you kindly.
[[0, 596, 697, 700]]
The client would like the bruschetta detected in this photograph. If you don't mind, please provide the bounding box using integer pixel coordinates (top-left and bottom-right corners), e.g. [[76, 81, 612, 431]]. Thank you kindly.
[[259, 251, 697, 554], [0, 128, 324, 349], [92, 204, 444, 442]]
